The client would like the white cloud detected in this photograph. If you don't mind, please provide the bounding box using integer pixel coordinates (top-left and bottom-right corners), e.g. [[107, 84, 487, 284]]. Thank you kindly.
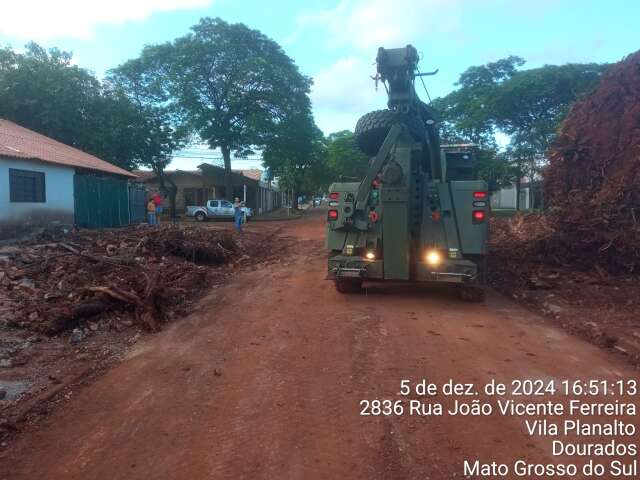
[[0, 0, 212, 40], [299, 0, 463, 51], [311, 56, 388, 133], [311, 57, 382, 110]]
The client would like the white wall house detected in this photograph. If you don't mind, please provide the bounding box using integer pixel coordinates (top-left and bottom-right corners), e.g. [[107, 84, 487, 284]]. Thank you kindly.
[[0, 157, 75, 238], [490, 183, 531, 210], [0, 118, 136, 240]]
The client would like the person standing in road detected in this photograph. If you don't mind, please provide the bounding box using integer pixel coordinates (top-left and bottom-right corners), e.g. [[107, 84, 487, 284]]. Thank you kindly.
[[147, 198, 157, 226], [152, 191, 163, 224], [233, 197, 245, 233]]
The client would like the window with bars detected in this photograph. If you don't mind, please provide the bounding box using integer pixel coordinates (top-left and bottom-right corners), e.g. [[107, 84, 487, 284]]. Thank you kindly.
[[9, 168, 46, 203]]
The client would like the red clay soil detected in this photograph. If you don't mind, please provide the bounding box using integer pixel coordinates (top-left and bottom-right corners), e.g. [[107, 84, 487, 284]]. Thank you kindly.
[[544, 50, 640, 272], [1, 210, 638, 480], [0, 223, 292, 444]]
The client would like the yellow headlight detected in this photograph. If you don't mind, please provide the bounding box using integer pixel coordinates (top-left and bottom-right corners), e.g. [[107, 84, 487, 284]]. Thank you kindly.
[[425, 250, 442, 266], [365, 251, 376, 260]]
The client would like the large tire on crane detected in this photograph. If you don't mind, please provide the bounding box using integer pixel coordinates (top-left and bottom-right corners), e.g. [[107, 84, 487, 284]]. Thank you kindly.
[[354, 109, 425, 156]]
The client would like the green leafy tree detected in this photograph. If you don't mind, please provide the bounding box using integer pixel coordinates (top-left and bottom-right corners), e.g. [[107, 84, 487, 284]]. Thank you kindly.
[[0, 43, 155, 170], [113, 17, 312, 200], [433, 56, 525, 147], [325, 130, 369, 182], [262, 112, 326, 209], [491, 63, 607, 208], [105, 70, 186, 217], [433, 56, 607, 209], [0, 43, 100, 148], [491, 63, 607, 157]]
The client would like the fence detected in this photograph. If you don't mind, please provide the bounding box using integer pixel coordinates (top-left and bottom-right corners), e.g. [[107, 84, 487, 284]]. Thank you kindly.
[[74, 174, 131, 229]]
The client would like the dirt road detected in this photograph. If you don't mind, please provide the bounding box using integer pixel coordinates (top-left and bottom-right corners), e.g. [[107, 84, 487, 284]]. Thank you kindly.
[[2, 209, 638, 479]]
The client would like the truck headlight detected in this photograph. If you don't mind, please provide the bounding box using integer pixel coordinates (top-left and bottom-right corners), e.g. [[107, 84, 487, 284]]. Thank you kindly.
[[365, 251, 376, 260], [425, 250, 442, 266]]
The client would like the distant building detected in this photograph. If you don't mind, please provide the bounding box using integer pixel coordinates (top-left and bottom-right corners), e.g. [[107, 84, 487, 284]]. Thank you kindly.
[[136, 164, 287, 214], [0, 119, 140, 239], [490, 182, 532, 210]]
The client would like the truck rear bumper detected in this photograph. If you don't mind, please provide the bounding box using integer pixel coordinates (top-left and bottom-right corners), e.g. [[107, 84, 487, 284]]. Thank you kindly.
[[327, 255, 481, 284]]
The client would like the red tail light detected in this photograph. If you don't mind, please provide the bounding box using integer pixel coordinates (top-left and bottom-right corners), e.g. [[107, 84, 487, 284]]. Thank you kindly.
[[328, 209, 338, 221], [472, 210, 486, 223], [329, 192, 340, 200], [473, 191, 487, 199]]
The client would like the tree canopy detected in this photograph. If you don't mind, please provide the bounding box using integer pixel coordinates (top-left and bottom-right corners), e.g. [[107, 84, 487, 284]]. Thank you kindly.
[[433, 56, 609, 207], [324, 130, 369, 182], [0, 43, 163, 171], [112, 17, 312, 199], [262, 111, 327, 207]]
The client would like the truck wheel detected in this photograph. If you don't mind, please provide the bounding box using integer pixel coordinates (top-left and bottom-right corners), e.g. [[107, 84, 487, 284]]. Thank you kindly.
[[195, 211, 206, 222], [354, 109, 425, 156], [335, 278, 363, 294]]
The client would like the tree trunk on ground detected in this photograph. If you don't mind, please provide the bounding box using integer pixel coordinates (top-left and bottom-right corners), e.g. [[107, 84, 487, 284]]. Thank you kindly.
[[291, 189, 298, 210], [515, 177, 521, 211], [221, 145, 233, 201]]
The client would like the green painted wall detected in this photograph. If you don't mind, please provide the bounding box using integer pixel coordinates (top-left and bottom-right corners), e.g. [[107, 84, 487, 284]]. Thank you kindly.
[[74, 174, 130, 229]]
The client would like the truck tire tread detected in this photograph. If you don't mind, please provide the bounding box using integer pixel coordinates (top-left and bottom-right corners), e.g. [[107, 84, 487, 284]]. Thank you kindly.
[[335, 278, 363, 294]]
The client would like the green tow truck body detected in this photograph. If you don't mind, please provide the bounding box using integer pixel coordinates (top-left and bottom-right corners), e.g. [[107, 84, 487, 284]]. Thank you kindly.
[[326, 45, 489, 300]]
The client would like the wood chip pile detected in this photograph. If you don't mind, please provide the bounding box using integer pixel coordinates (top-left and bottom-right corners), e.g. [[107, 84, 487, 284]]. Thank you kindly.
[[544, 50, 640, 272]]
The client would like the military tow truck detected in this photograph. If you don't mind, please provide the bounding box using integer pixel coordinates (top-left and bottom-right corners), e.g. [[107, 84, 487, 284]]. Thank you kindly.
[[326, 45, 489, 301]]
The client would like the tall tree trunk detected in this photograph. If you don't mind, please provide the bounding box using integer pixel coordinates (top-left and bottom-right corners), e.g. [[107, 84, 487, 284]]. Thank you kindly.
[[291, 189, 298, 210], [156, 169, 178, 219], [515, 176, 522, 211], [165, 176, 178, 219], [221, 144, 233, 201]]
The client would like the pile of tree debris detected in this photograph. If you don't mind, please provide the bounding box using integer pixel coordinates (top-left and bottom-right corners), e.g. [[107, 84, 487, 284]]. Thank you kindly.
[[544, 49, 640, 273], [488, 52, 640, 361], [489, 214, 640, 363], [0, 226, 257, 335]]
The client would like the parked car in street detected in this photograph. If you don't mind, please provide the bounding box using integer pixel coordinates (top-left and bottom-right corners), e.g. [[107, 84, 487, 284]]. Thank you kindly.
[[186, 199, 253, 222]]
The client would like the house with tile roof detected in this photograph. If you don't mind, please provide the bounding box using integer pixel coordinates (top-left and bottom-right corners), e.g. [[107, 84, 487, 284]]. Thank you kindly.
[[136, 164, 287, 214], [0, 119, 141, 239]]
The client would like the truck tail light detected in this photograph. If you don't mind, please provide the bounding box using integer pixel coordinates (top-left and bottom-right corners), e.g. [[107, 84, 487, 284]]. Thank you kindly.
[[328, 209, 338, 221], [472, 210, 486, 223], [473, 191, 487, 199], [329, 192, 340, 200]]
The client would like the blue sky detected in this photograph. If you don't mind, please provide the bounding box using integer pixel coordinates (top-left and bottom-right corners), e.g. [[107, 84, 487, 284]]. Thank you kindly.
[[1, 0, 638, 170]]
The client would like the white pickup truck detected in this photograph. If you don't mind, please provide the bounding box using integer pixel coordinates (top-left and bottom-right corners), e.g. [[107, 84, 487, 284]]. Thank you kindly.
[[186, 200, 253, 222]]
